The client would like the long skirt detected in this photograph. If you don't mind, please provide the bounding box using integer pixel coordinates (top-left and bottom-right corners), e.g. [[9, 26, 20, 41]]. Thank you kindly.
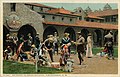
[[86, 44, 93, 57]]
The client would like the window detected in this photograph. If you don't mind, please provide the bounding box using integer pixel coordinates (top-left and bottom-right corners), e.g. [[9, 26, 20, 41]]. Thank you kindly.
[[42, 15, 45, 18], [111, 16, 117, 22], [91, 19, 94, 22], [11, 3, 16, 12], [40, 7, 43, 11], [79, 10, 81, 13], [70, 18, 72, 21], [86, 19, 89, 21], [79, 17, 82, 20], [105, 17, 110, 22], [62, 17, 64, 21], [52, 16, 55, 20]]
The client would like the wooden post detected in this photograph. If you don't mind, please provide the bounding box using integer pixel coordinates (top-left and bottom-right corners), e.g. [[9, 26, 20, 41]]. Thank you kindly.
[[35, 51, 38, 72]]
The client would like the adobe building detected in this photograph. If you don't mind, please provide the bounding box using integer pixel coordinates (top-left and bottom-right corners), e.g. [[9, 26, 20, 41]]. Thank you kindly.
[[3, 3, 118, 50]]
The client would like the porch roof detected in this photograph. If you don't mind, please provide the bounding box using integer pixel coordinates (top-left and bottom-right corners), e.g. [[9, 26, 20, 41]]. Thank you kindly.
[[43, 20, 118, 30]]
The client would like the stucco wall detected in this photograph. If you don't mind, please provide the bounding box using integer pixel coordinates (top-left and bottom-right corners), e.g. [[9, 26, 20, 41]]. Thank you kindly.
[[3, 3, 44, 40]]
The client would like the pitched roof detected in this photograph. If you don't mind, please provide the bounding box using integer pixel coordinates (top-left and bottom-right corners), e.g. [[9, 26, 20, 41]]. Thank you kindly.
[[43, 20, 118, 30], [75, 20, 118, 30], [46, 8, 81, 16], [46, 8, 72, 14], [88, 9, 118, 16], [25, 3, 56, 9], [85, 15, 104, 20]]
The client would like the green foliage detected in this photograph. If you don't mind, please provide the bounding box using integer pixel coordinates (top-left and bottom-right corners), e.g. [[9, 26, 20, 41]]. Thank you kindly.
[[92, 47, 118, 57]]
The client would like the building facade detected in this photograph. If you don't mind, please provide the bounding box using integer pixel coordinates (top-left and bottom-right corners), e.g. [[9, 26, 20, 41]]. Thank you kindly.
[[3, 3, 118, 50]]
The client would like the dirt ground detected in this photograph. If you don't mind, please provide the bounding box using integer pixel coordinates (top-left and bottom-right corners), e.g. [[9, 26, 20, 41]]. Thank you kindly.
[[53, 53, 118, 74], [19, 53, 118, 74]]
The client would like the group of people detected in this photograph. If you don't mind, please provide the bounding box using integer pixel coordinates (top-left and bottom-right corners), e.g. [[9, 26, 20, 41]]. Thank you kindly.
[[3, 30, 115, 66]]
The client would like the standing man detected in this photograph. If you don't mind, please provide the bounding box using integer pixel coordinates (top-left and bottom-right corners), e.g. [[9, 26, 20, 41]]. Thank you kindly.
[[86, 33, 93, 58], [13, 35, 18, 55], [19, 35, 24, 44], [76, 32, 85, 65], [53, 32, 59, 55], [27, 33, 33, 49], [5, 34, 14, 56], [61, 33, 71, 55], [34, 33, 41, 56], [35, 33, 40, 49], [44, 35, 54, 62], [104, 31, 114, 60]]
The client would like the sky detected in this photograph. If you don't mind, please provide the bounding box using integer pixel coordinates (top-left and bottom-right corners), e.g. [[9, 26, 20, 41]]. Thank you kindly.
[[41, 3, 118, 11]]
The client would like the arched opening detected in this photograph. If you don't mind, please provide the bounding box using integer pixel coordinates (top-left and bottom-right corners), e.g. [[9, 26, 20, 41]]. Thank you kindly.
[[18, 24, 37, 51], [94, 29, 102, 47], [43, 26, 58, 41], [64, 27, 76, 52], [93, 32, 97, 46], [64, 27, 76, 41], [114, 31, 118, 46], [81, 29, 89, 42], [3, 26, 10, 50]]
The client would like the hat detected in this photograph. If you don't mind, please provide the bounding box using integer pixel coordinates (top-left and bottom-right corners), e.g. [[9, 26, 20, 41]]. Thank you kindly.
[[36, 33, 39, 35], [49, 35, 53, 37], [28, 33, 31, 36], [64, 33, 69, 37], [31, 44, 35, 48], [88, 33, 92, 36], [6, 34, 10, 37], [109, 30, 113, 33], [54, 32, 57, 34], [77, 32, 81, 35]]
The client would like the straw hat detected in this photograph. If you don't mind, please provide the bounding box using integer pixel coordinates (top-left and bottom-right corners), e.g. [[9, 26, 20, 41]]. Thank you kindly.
[[77, 32, 81, 35], [31, 44, 35, 48], [49, 35, 53, 38], [54, 32, 57, 34], [109, 30, 113, 34], [36, 33, 39, 35], [64, 33, 69, 37], [28, 33, 31, 36], [6, 34, 10, 37]]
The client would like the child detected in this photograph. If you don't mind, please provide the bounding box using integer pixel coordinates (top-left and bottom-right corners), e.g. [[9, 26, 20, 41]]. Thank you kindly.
[[59, 45, 70, 66], [100, 46, 108, 57]]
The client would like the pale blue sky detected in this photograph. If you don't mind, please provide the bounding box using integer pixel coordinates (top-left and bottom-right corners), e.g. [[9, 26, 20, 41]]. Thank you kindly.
[[41, 3, 118, 11]]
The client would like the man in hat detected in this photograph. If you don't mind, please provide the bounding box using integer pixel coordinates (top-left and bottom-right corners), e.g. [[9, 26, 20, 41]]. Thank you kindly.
[[5, 34, 14, 56], [104, 31, 114, 60], [86, 33, 93, 58], [44, 35, 54, 62], [61, 33, 71, 55], [35, 33, 40, 49], [53, 32, 59, 55], [30, 44, 38, 59], [76, 32, 85, 65], [27, 33, 33, 47]]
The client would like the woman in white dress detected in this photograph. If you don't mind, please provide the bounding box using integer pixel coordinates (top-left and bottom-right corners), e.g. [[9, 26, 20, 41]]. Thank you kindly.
[[86, 33, 93, 58]]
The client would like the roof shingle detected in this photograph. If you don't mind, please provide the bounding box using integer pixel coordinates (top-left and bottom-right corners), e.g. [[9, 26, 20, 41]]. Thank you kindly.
[[43, 20, 118, 30], [88, 9, 118, 16], [46, 8, 81, 16], [86, 15, 104, 19], [25, 3, 56, 9]]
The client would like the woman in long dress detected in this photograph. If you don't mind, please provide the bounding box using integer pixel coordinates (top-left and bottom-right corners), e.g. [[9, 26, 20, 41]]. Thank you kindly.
[[86, 33, 93, 58]]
